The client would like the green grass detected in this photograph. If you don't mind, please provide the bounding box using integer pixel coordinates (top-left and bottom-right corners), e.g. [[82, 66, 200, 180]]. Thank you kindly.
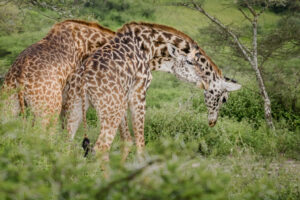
[[0, 28, 51, 74], [0, 0, 300, 199], [1, 110, 300, 199]]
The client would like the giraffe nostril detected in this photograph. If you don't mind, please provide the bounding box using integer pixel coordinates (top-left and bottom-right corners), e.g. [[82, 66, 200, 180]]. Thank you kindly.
[[208, 120, 216, 127]]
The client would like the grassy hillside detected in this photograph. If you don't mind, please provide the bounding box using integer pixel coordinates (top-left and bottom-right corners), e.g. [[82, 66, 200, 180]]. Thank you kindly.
[[0, 0, 300, 199]]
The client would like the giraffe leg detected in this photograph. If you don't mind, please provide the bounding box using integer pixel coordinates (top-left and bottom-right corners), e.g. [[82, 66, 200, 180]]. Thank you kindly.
[[66, 95, 89, 140], [61, 81, 70, 130], [39, 98, 62, 134], [129, 95, 146, 158], [92, 96, 127, 164], [26, 83, 62, 133], [119, 113, 133, 163], [66, 98, 83, 140]]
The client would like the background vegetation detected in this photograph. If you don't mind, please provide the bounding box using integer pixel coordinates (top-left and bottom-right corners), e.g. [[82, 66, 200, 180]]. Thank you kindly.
[[0, 0, 299, 199]]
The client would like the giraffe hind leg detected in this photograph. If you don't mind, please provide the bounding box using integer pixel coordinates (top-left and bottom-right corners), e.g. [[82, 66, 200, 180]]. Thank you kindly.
[[66, 96, 89, 140], [92, 94, 127, 163], [119, 113, 133, 163]]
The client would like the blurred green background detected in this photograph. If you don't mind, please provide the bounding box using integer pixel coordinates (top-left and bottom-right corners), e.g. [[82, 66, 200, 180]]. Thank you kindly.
[[0, 0, 299, 199]]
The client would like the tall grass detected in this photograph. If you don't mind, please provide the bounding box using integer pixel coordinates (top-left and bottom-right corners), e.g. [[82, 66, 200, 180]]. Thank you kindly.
[[1, 91, 300, 199], [0, 1, 300, 199]]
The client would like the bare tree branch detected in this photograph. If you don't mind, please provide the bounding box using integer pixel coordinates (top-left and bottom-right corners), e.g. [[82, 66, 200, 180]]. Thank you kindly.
[[96, 158, 162, 197], [181, 1, 253, 64], [178, 0, 275, 129], [245, 1, 257, 16], [238, 8, 252, 22], [257, 0, 269, 16], [180, 2, 253, 59]]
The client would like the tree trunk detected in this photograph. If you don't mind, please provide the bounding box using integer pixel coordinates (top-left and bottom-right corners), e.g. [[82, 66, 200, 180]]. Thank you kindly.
[[251, 17, 275, 129], [180, 1, 275, 129], [253, 64, 274, 129]]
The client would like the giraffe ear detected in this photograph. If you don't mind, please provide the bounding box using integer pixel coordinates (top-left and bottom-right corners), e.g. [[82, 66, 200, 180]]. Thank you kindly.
[[167, 43, 180, 58], [222, 80, 241, 91], [197, 80, 209, 90]]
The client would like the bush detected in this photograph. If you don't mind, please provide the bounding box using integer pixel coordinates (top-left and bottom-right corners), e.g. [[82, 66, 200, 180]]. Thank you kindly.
[[0, 4, 24, 36], [0, 114, 232, 200]]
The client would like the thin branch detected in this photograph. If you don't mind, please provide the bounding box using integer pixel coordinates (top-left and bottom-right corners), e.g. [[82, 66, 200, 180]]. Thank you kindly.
[[259, 51, 272, 67], [245, 0, 268, 17], [96, 158, 162, 197], [257, 0, 269, 16], [34, 10, 59, 21], [238, 8, 252, 22], [245, 2, 257, 16], [182, 1, 254, 64], [252, 15, 258, 67], [178, 0, 275, 129]]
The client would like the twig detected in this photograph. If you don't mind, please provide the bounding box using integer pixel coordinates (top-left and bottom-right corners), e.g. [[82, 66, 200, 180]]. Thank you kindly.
[[178, 1, 253, 64], [96, 158, 162, 197], [238, 8, 252, 22], [245, 2, 257, 16], [178, 0, 275, 129]]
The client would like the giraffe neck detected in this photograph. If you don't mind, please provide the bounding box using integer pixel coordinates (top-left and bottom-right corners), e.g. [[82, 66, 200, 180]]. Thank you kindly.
[[148, 44, 223, 87], [118, 22, 195, 64], [44, 20, 115, 69], [116, 22, 223, 87]]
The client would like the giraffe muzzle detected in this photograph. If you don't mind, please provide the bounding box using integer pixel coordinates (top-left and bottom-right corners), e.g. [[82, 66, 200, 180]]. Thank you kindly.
[[208, 120, 216, 127]]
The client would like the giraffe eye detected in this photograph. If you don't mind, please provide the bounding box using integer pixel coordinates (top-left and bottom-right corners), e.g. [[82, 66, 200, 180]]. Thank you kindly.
[[186, 60, 193, 65]]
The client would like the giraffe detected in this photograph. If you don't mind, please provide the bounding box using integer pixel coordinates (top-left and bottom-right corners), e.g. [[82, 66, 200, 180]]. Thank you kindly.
[[1, 20, 115, 128], [62, 55, 186, 160], [64, 22, 241, 162]]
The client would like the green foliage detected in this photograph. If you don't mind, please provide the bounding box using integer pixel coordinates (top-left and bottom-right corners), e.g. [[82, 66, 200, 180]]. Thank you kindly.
[[0, 0, 300, 199], [145, 103, 300, 159], [1, 108, 300, 199], [80, 0, 155, 28], [0, 110, 232, 200], [237, 0, 300, 13], [0, 4, 24, 36], [268, 0, 300, 13]]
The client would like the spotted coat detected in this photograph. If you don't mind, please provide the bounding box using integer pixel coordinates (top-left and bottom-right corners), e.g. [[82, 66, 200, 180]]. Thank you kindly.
[[1, 20, 115, 127], [64, 22, 242, 161]]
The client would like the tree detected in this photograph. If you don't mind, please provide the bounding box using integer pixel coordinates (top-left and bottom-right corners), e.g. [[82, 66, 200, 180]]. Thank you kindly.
[[0, 0, 78, 20], [177, 0, 297, 129]]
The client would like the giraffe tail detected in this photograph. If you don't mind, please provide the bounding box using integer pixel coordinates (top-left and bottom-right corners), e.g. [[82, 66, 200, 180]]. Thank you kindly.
[[16, 71, 25, 118], [18, 89, 25, 116]]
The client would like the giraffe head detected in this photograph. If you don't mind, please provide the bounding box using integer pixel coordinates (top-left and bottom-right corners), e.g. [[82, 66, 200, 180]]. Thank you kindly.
[[166, 43, 242, 127], [202, 77, 241, 127]]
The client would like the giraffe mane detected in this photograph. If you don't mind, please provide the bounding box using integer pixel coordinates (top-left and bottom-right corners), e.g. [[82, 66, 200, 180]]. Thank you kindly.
[[55, 19, 116, 35], [119, 21, 195, 44], [119, 21, 222, 77], [198, 48, 223, 77]]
